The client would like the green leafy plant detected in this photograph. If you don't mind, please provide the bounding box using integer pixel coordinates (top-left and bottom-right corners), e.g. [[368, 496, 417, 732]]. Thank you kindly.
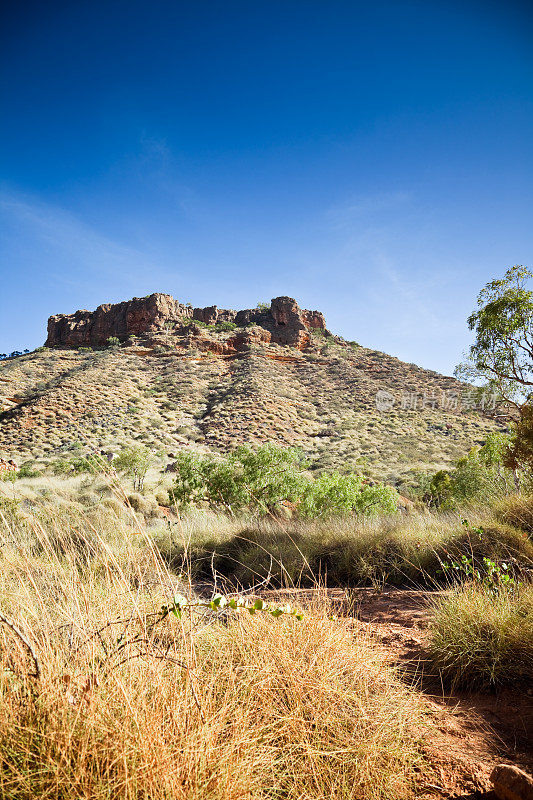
[[114, 445, 153, 491], [162, 591, 303, 621], [439, 519, 521, 594]]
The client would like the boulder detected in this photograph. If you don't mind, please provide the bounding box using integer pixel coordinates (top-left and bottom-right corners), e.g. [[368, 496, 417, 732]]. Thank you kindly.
[[491, 764, 533, 800]]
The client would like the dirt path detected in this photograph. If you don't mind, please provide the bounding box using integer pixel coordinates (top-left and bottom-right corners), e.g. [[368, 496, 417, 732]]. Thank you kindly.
[[263, 587, 533, 799]]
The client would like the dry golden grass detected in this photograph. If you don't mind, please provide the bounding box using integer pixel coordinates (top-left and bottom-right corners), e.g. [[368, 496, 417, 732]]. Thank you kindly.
[[429, 582, 533, 689], [0, 506, 433, 800], [159, 508, 533, 590]]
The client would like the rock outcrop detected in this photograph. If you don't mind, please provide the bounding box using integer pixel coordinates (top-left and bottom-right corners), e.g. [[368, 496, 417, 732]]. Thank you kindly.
[[45, 294, 327, 349]]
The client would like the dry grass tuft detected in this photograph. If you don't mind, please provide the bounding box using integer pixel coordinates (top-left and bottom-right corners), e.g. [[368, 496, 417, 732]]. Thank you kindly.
[[428, 583, 533, 689], [0, 507, 433, 799]]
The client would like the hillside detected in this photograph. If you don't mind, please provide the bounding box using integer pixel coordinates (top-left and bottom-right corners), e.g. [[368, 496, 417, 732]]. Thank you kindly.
[[0, 294, 505, 483]]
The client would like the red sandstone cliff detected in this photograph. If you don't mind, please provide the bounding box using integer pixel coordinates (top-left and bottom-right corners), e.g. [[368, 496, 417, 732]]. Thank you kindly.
[[45, 294, 327, 349]]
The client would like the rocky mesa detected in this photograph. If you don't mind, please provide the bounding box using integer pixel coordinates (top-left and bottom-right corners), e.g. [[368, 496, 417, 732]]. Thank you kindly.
[[46, 294, 328, 350]]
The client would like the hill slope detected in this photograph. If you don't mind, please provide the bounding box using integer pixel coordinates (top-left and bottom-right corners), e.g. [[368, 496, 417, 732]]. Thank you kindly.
[[0, 294, 505, 483]]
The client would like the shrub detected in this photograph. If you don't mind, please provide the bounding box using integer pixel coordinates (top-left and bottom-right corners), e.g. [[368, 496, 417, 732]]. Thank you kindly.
[[17, 463, 42, 478], [106, 336, 121, 348], [51, 455, 102, 476], [213, 320, 236, 332], [169, 444, 307, 514], [115, 446, 153, 491], [429, 583, 533, 688], [299, 473, 398, 518], [424, 433, 516, 508], [170, 444, 398, 518]]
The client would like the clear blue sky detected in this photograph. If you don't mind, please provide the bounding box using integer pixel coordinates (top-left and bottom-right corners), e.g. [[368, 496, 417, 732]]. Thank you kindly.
[[1, 0, 532, 374]]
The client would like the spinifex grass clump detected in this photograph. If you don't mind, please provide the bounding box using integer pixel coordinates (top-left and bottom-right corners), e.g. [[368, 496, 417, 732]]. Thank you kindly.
[[0, 505, 433, 800], [429, 583, 533, 689]]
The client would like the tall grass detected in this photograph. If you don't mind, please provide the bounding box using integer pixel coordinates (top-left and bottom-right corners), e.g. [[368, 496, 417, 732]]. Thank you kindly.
[[158, 509, 533, 590], [0, 505, 433, 799], [428, 583, 533, 689]]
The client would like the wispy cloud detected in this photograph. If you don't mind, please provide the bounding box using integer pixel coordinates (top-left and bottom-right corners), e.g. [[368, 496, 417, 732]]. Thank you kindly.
[[326, 191, 413, 230], [0, 188, 176, 292]]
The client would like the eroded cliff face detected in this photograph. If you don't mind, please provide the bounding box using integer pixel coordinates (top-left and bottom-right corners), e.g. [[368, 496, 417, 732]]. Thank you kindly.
[[45, 294, 327, 349]]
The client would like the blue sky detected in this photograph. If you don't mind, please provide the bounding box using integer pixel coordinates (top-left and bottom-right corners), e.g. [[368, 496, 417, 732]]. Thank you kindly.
[[1, 0, 532, 374]]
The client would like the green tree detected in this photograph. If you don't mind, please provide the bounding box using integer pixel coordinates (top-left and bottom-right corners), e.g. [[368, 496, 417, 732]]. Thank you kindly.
[[114, 446, 152, 491], [456, 265, 533, 408], [298, 473, 398, 518], [170, 444, 399, 518], [170, 445, 306, 514]]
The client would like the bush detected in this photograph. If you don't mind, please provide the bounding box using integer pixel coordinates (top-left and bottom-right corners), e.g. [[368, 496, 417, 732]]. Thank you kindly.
[[170, 444, 398, 518], [51, 456, 101, 476], [115, 446, 153, 491], [429, 583, 533, 688], [106, 336, 121, 348], [169, 444, 307, 514], [212, 320, 236, 332], [17, 463, 42, 478], [299, 473, 398, 518], [424, 432, 515, 508]]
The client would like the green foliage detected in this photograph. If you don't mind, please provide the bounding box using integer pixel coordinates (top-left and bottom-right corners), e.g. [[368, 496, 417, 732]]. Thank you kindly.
[[439, 521, 521, 594], [51, 455, 101, 476], [114, 445, 153, 490], [456, 265, 533, 405], [170, 444, 307, 514], [504, 404, 533, 475], [424, 433, 515, 507], [170, 444, 397, 517], [256, 302, 271, 312], [17, 463, 41, 478], [299, 473, 398, 518], [162, 591, 303, 621], [212, 320, 237, 332], [106, 336, 121, 348], [0, 469, 18, 484]]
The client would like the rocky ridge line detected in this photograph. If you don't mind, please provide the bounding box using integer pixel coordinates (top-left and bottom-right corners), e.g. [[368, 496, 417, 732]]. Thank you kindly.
[[46, 294, 328, 350]]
